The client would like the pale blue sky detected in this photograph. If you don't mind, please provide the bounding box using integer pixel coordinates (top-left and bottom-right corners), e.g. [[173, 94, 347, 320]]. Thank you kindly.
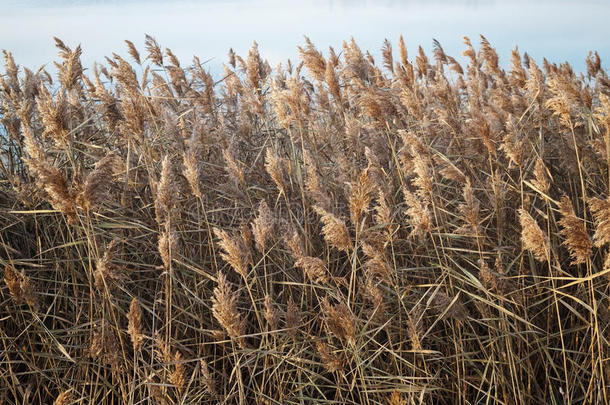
[[1, 0, 608, 76]]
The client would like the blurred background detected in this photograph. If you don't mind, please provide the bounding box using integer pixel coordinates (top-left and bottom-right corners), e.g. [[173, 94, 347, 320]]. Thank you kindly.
[[2, 0, 609, 76]]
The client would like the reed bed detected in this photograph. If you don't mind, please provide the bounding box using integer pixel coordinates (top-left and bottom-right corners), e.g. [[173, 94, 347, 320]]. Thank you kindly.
[[0, 35, 609, 404]]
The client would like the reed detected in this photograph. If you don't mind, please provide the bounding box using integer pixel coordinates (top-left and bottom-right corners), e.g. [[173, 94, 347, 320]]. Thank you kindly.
[[1, 34, 609, 404]]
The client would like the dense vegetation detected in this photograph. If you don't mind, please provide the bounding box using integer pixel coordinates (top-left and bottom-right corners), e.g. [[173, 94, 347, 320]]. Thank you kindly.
[[1, 35, 609, 404]]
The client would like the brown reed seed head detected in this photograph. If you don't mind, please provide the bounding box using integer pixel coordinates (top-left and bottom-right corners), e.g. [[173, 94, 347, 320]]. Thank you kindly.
[[588, 196, 610, 248], [285, 298, 300, 339], [303, 150, 332, 211], [94, 240, 126, 293], [406, 308, 423, 351], [557, 196, 591, 264], [4, 265, 38, 310], [200, 359, 216, 396], [53, 390, 73, 405], [4, 264, 22, 303], [158, 224, 179, 269], [315, 341, 343, 373], [265, 147, 287, 197], [519, 208, 549, 262], [295, 256, 329, 284], [283, 224, 305, 259], [251, 200, 275, 253], [531, 157, 551, 194], [457, 180, 481, 236], [347, 167, 375, 226], [79, 151, 120, 211], [388, 390, 407, 405], [264, 294, 279, 331], [90, 322, 120, 367], [182, 140, 203, 199], [169, 351, 186, 394], [432, 291, 469, 321], [214, 227, 252, 278], [211, 272, 245, 346], [402, 187, 432, 239], [478, 259, 496, 290], [362, 243, 391, 282], [155, 155, 179, 226], [322, 298, 356, 346], [222, 148, 245, 188], [314, 206, 352, 252], [128, 297, 144, 351], [21, 123, 77, 220]]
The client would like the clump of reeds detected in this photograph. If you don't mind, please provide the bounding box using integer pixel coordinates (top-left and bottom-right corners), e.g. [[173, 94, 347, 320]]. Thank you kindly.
[[2, 33, 610, 405]]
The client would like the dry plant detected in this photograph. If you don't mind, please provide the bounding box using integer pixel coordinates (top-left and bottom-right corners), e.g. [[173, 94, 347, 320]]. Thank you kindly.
[[1, 34, 610, 405]]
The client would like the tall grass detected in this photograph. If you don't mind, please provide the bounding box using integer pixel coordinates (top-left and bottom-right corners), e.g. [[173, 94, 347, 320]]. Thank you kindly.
[[1, 34, 609, 404]]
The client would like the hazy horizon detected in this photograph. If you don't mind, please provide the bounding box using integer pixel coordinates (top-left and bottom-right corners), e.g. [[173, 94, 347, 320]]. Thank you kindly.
[[2, 0, 608, 76]]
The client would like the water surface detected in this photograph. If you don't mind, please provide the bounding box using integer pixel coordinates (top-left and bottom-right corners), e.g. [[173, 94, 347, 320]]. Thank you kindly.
[[2, 0, 609, 76]]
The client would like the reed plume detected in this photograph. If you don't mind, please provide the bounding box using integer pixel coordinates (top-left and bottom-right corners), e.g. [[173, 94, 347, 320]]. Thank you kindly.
[[21, 123, 76, 220], [211, 272, 246, 347], [557, 196, 591, 264], [314, 206, 352, 253], [519, 209, 549, 262], [128, 297, 144, 352], [588, 196, 610, 247], [251, 200, 275, 253], [295, 256, 329, 283], [214, 228, 253, 278], [322, 298, 355, 346]]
